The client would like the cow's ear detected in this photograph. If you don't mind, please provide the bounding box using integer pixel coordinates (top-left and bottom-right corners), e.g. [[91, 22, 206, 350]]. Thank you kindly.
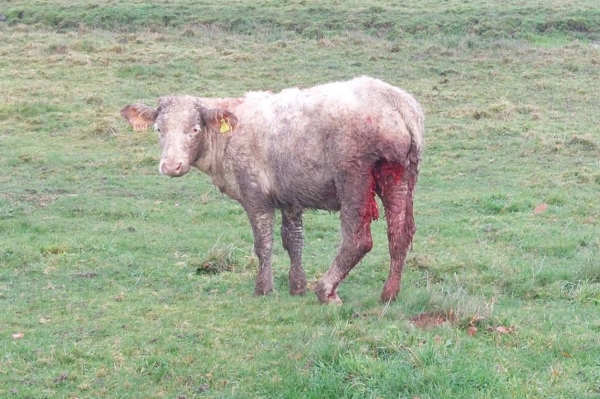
[[120, 103, 158, 132], [199, 106, 238, 134]]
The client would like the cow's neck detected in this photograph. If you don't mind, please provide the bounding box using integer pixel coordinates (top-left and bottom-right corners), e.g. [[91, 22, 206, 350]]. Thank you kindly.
[[194, 132, 240, 201]]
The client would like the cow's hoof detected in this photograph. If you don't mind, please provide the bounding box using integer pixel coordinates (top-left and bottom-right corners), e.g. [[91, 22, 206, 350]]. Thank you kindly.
[[290, 287, 306, 296], [380, 291, 398, 303], [289, 270, 306, 296], [254, 273, 274, 296], [380, 281, 400, 303], [324, 294, 343, 305], [253, 285, 273, 296], [314, 281, 343, 305]]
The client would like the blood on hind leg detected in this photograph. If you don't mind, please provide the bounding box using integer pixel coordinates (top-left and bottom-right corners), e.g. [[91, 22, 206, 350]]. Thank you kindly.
[[314, 171, 378, 304], [374, 160, 415, 302]]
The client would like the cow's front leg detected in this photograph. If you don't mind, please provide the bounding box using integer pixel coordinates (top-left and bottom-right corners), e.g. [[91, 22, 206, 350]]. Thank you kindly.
[[281, 207, 306, 295], [247, 210, 275, 295]]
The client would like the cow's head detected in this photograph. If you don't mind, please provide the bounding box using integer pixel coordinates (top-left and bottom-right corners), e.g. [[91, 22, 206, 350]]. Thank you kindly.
[[121, 96, 237, 177]]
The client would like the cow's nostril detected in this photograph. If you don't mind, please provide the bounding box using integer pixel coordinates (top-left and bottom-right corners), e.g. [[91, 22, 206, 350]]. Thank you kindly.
[[175, 162, 182, 173]]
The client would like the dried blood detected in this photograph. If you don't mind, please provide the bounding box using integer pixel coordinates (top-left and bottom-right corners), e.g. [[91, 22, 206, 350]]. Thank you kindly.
[[373, 160, 404, 197], [367, 173, 379, 221]]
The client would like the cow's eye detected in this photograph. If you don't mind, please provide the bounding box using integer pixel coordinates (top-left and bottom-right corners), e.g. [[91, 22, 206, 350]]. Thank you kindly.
[[193, 126, 201, 133]]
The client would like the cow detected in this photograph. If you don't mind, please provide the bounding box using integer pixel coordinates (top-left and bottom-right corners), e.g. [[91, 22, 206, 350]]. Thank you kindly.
[[121, 76, 424, 304]]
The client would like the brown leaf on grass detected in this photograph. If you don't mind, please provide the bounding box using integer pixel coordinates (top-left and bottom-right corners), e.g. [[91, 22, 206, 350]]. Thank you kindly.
[[410, 312, 448, 329], [467, 326, 478, 337], [534, 203, 548, 214], [12, 332, 24, 339], [488, 326, 515, 334]]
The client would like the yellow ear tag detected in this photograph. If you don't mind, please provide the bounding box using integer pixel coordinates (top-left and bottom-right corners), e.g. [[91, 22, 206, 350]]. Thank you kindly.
[[219, 118, 231, 134]]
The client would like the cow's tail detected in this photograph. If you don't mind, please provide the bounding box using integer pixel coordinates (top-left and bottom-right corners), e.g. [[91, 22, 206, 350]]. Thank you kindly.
[[392, 86, 424, 168], [390, 86, 423, 236]]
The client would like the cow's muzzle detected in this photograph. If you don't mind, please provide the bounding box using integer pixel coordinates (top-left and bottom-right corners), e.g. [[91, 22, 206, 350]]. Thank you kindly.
[[159, 160, 190, 177]]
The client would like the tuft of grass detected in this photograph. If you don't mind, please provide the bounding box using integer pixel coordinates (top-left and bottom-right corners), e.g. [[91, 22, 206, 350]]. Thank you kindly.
[[568, 134, 599, 150], [192, 243, 251, 275]]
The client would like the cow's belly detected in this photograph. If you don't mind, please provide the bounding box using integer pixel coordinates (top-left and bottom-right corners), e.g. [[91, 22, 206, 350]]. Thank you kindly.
[[271, 172, 340, 211]]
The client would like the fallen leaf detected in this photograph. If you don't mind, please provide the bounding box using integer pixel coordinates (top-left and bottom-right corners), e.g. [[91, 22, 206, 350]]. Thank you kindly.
[[39, 317, 51, 324], [410, 312, 447, 329], [12, 332, 24, 339], [534, 203, 548, 214], [488, 326, 514, 334], [467, 326, 478, 337]]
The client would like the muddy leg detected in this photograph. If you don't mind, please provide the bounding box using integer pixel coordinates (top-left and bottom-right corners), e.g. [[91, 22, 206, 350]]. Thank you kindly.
[[314, 170, 379, 304], [281, 208, 306, 295], [247, 210, 275, 295], [375, 160, 417, 302]]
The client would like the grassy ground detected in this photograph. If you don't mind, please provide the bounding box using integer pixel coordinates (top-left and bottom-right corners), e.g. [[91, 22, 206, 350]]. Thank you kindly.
[[1, 1, 599, 398]]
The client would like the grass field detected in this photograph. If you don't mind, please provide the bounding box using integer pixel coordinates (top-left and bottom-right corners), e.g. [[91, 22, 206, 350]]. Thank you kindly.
[[1, 1, 599, 398]]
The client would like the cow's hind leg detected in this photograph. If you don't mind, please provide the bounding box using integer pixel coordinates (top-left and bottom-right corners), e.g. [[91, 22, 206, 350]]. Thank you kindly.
[[281, 207, 307, 295], [314, 169, 379, 304], [375, 159, 418, 302]]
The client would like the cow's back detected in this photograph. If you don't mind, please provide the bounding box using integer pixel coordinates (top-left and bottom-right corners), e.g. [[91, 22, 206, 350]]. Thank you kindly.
[[217, 77, 423, 210]]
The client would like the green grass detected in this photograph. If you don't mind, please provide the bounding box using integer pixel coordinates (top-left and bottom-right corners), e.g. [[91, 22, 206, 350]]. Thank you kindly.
[[1, 1, 600, 398], [3, 0, 600, 41]]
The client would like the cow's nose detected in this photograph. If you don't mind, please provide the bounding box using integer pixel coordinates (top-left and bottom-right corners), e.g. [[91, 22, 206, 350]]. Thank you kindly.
[[160, 161, 184, 176]]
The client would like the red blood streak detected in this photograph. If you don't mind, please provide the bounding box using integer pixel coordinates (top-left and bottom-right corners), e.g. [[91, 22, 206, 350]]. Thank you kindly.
[[357, 161, 405, 251], [365, 173, 379, 221], [373, 160, 404, 197], [355, 172, 378, 251]]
